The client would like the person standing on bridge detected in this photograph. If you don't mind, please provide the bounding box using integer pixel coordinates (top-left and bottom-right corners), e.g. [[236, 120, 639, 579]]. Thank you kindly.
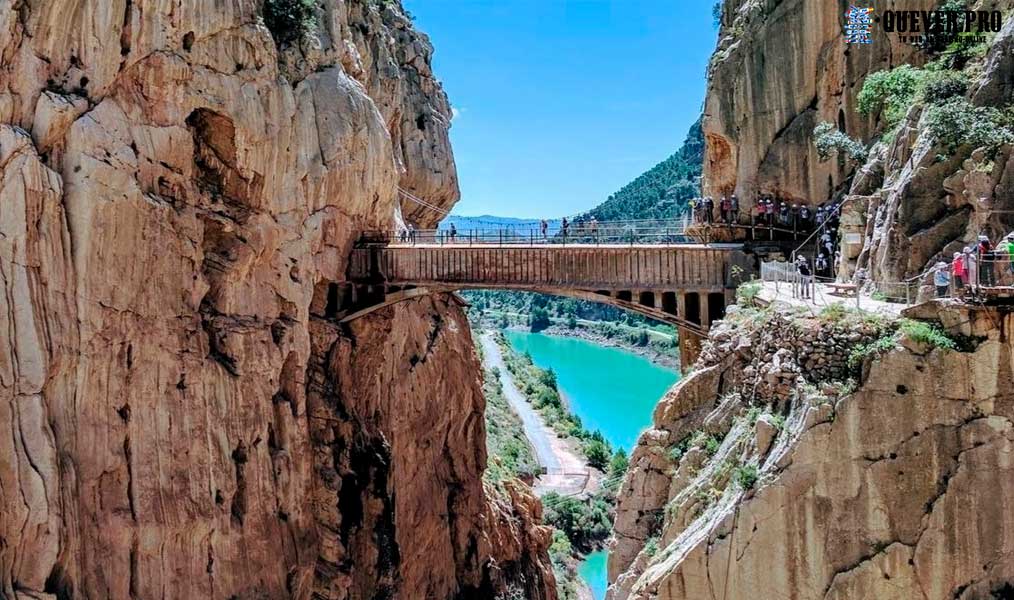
[[964, 246, 979, 292], [720, 196, 730, 223], [730, 195, 740, 224], [561, 217, 569, 241], [1002, 233, 1014, 285], [952, 251, 966, 291], [704, 197, 714, 224], [449, 222, 457, 244], [978, 234, 995, 287], [540, 219, 548, 240], [933, 261, 951, 298]]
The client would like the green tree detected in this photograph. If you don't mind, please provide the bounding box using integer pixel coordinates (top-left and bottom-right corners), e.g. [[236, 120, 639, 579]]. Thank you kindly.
[[262, 0, 318, 45], [857, 64, 924, 126], [583, 439, 611, 470], [530, 306, 551, 332], [609, 448, 629, 479]]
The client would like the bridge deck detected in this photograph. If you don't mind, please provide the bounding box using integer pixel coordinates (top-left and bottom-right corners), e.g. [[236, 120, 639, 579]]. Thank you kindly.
[[351, 244, 747, 291]]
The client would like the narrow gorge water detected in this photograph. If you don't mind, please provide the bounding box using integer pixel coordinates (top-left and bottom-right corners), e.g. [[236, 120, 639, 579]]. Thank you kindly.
[[504, 330, 680, 451], [504, 330, 680, 598]]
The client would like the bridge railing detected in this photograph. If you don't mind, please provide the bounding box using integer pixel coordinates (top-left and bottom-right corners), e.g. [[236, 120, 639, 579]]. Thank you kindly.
[[378, 223, 696, 246], [368, 219, 815, 248]]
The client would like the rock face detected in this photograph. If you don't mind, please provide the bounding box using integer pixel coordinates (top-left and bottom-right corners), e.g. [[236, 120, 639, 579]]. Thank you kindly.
[[608, 302, 1014, 600], [843, 18, 1014, 287], [0, 1, 553, 599], [702, 0, 935, 212]]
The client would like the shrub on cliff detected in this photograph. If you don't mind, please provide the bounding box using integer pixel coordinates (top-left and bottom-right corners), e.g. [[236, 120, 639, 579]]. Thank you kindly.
[[858, 65, 924, 126], [921, 70, 968, 105], [263, 0, 318, 45], [926, 98, 1014, 157], [813, 123, 868, 163], [899, 319, 957, 350]]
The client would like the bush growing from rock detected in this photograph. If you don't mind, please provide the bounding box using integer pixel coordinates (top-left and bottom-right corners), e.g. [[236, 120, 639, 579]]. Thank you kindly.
[[926, 98, 1014, 157], [857, 65, 924, 126], [263, 0, 318, 45], [921, 70, 968, 105], [813, 123, 867, 163], [733, 464, 759, 489]]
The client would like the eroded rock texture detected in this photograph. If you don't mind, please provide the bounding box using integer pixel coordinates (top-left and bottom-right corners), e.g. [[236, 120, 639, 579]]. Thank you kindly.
[[702, 0, 934, 211], [608, 303, 1014, 600], [844, 17, 1014, 286], [0, 1, 553, 599]]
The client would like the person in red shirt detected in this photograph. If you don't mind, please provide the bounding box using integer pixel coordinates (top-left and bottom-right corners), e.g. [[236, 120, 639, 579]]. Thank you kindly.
[[952, 251, 966, 290]]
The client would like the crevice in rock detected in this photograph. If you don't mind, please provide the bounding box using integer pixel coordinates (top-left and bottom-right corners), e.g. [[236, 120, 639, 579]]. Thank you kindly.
[[230, 441, 248, 527]]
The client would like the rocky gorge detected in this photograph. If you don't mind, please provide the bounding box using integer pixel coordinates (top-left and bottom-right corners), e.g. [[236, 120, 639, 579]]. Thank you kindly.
[[5, 0, 1014, 599], [606, 0, 1014, 598], [0, 1, 554, 599]]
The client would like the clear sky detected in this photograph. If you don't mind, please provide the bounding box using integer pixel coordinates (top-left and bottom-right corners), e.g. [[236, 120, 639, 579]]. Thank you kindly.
[[403, 0, 717, 218]]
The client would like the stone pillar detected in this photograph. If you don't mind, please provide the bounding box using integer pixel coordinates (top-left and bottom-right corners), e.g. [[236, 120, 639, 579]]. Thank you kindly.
[[699, 290, 711, 327]]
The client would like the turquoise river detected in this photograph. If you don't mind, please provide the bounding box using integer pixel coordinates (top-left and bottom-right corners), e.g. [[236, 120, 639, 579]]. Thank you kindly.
[[504, 330, 681, 599]]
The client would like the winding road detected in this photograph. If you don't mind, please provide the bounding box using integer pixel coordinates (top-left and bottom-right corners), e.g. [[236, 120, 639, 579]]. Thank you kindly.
[[479, 333, 598, 497]]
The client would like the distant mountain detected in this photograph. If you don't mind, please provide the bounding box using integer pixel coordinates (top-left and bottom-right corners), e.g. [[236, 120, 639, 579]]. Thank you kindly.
[[439, 215, 561, 232], [578, 117, 703, 222], [440, 116, 702, 229]]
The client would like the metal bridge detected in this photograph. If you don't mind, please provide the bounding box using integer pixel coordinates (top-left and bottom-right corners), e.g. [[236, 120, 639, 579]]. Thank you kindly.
[[312, 222, 763, 365]]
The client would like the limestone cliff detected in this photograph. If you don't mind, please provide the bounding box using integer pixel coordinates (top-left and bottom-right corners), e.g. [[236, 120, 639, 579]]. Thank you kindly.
[[608, 301, 1014, 599], [0, 1, 553, 599], [703, 0, 934, 209], [705, 0, 1014, 284]]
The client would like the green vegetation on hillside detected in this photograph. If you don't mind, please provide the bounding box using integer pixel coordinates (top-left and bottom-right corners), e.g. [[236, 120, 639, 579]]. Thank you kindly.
[[578, 117, 703, 221], [464, 290, 678, 360], [482, 363, 540, 487]]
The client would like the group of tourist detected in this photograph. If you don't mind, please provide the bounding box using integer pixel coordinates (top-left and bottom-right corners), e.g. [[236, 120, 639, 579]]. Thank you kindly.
[[689, 195, 841, 235], [932, 233, 1014, 297], [793, 201, 844, 297], [689, 195, 740, 224]]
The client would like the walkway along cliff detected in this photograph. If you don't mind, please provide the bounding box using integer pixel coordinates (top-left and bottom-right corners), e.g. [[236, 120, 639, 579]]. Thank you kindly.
[[0, 1, 555, 598]]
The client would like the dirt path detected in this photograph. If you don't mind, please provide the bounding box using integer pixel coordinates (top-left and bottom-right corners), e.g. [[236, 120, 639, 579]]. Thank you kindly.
[[479, 333, 600, 497]]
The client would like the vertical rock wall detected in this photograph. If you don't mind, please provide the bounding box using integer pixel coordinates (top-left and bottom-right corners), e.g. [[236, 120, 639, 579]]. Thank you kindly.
[[703, 0, 934, 211], [608, 303, 1014, 600], [0, 1, 553, 598]]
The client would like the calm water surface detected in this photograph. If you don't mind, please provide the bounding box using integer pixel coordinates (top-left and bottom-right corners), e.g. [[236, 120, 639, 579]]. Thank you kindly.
[[504, 330, 680, 451], [503, 330, 680, 600], [577, 550, 609, 600]]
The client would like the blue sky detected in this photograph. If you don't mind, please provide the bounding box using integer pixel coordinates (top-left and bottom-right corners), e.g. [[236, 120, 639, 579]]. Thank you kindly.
[[404, 0, 717, 218]]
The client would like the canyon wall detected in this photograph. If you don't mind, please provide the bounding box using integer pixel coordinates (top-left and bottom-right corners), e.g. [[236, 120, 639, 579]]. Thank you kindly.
[[705, 0, 1014, 283], [608, 302, 1014, 599], [702, 0, 934, 210], [610, 2, 1014, 596], [0, 1, 554, 598]]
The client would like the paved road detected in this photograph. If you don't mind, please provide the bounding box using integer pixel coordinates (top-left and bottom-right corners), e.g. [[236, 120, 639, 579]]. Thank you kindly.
[[479, 333, 597, 497]]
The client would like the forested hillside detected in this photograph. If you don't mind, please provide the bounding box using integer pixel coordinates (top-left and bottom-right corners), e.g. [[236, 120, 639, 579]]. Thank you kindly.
[[578, 117, 703, 221]]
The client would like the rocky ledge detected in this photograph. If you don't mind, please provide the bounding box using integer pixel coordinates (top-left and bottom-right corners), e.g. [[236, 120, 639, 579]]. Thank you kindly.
[[608, 299, 1014, 599]]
